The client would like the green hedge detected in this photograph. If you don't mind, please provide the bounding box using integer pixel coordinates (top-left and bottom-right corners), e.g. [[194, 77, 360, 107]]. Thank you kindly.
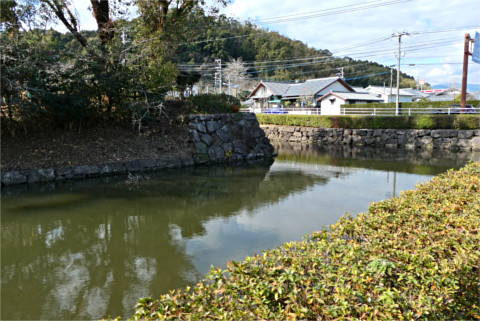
[[257, 114, 480, 130], [343, 100, 480, 110], [188, 94, 240, 114], [129, 162, 480, 320]]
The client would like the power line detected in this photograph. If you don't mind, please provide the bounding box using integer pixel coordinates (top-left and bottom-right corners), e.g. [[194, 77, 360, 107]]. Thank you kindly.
[[178, 32, 471, 70], [256, 0, 412, 24], [257, 0, 386, 21]]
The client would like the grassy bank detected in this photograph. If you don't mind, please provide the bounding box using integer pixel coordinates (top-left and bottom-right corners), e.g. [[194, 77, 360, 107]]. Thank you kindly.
[[127, 162, 480, 320], [257, 114, 480, 130]]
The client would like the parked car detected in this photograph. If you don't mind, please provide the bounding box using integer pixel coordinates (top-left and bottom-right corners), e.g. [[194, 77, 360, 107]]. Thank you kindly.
[[431, 104, 475, 114], [445, 104, 475, 114], [264, 107, 288, 114]]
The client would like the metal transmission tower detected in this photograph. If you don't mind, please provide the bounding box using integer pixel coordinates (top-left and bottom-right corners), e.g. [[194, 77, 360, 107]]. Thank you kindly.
[[214, 59, 222, 94], [392, 31, 409, 115], [336, 67, 344, 78]]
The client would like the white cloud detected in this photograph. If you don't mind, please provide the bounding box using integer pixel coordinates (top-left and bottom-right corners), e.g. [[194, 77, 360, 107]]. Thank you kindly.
[[224, 0, 480, 86]]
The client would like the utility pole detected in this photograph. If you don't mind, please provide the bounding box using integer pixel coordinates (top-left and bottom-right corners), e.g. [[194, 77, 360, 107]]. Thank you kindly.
[[214, 59, 222, 94], [389, 65, 395, 103], [227, 75, 231, 95], [393, 31, 409, 115], [461, 33, 475, 111]]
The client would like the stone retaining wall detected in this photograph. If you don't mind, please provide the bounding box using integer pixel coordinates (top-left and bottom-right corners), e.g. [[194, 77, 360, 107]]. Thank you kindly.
[[262, 125, 480, 151], [189, 113, 275, 164], [1, 113, 275, 186]]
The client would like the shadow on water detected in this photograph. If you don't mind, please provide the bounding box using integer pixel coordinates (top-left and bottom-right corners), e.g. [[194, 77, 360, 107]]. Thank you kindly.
[[1, 145, 478, 320]]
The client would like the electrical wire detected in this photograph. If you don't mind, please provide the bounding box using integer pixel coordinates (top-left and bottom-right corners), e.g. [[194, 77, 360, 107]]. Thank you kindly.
[[256, 0, 412, 24]]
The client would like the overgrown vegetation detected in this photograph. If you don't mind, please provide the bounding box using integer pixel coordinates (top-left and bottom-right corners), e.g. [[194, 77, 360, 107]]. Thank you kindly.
[[1, 0, 423, 133], [127, 162, 480, 320], [257, 114, 480, 130], [345, 100, 481, 111], [188, 93, 240, 114], [0, 0, 228, 131]]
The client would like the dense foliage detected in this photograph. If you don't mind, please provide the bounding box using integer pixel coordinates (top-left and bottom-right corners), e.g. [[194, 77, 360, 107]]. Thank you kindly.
[[343, 100, 481, 111], [0, 1, 226, 128], [188, 93, 240, 114], [1, 0, 421, 129], [256, 114, 480, 130], [128, 162, 480, 320]]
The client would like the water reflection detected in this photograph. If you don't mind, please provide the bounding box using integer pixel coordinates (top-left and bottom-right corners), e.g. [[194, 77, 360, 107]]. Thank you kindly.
[[1, 146, 478, 320]]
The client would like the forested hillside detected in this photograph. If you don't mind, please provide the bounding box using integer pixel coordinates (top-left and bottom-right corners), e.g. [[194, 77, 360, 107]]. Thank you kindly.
[[176, 14, 418, 88], [26, 14, 418, 90]]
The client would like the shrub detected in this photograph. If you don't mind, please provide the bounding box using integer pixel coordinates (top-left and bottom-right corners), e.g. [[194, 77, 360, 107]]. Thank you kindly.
[[256, 114, 480, 130], [346, 100, 481, 111], [130, 162, 480, 320], [188, 93, 241, 114], [454, 115, 481, 130], [415, 115, 435, 129]]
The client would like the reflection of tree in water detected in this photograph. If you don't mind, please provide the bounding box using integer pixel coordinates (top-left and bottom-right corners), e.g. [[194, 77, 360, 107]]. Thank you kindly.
[[1, 159, 330, 320], [1, 198, 199, 320]]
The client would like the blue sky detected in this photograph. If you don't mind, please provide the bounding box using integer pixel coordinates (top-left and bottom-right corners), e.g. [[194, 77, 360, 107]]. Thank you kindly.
[[224, 0, 480, 88], [59, 0, 480, 88]]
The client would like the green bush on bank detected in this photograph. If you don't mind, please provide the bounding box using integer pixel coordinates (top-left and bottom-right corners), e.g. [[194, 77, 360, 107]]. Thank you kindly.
[[344, 100, 480, 110], [188, 94, 240, 114], [130, 162, 480, 320], [256, 114, 480, 130]]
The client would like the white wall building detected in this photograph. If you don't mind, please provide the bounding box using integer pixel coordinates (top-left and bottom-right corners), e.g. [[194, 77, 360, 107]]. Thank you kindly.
[[317, 91, 383, 115], [365, 86, 414, 103]]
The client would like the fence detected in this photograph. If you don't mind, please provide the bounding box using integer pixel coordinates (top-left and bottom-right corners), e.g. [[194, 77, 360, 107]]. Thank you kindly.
[[340, 107, 480, 116], [243, 107, 480, 116]]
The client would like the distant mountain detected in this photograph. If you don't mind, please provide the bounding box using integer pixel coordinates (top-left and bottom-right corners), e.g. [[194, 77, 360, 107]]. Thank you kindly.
[[432, 83, 480, 92]]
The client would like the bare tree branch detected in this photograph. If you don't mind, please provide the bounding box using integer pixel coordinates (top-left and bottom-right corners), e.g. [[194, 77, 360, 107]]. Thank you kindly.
[[42, 0, 88, 47]]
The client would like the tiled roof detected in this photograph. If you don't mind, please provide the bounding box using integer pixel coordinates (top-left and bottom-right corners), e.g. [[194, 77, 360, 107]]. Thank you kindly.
[[304, 77, 340, 94], [262, 82, 291, 96], [249, 77, 353, 99], [401, 88, 429, 97], [283, 77, 345, 97], [283, 83, 308, 97], [352, 87, 369, 93], [318, 91, 383, 102], [367, 86, 415, 96]]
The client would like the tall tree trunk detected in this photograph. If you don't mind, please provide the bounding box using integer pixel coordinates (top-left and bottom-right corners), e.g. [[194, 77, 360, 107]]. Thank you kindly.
[[90, 0, 115, 45]]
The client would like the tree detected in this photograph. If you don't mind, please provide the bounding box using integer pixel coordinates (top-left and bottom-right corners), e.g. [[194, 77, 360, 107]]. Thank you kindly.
[[223, 57, 248, 97], [0, 0, 231, 126]]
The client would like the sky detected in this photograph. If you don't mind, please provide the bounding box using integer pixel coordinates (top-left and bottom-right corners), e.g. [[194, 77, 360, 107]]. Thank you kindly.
[[60, 0, 480, 89]]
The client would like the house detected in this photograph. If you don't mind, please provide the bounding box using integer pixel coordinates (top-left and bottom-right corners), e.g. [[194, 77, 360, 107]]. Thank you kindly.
[[247, 77, 354, 108], [423, 89, 459, 102], [365, 86, 415, 103], [399, 88, 429, 102], [317, 91, 383, 115], [248, 81, 291, 109]]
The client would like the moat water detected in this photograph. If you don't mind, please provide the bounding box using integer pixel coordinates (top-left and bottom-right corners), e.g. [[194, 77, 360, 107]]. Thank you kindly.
[[1, 143, 478, 320]]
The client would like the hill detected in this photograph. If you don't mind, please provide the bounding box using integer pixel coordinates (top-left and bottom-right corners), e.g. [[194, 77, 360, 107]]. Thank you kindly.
[[176, 14, 418, 89]]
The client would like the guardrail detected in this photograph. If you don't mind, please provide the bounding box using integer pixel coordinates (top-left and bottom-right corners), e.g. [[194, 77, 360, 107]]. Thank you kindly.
[[340, 107, 480, 116], [243, 107, 480, 116]]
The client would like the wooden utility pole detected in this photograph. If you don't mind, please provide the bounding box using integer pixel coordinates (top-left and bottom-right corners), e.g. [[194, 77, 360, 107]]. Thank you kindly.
[[461, 33, 474, 111]]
